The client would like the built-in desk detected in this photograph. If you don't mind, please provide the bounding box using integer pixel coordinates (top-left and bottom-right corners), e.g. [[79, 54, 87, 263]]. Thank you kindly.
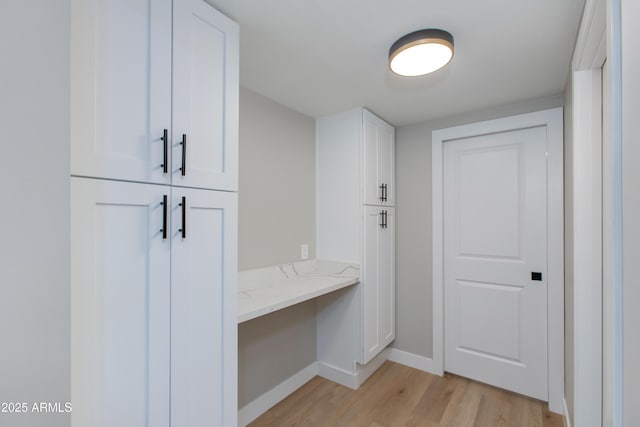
[[237, 260, 359, 323]]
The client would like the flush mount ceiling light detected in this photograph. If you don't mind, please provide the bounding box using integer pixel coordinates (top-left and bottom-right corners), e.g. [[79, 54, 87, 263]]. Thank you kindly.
[[389, 29, 454, 77]]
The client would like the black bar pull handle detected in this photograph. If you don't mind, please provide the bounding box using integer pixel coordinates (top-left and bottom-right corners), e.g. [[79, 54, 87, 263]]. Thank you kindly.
[[178, 196, 186, 238], [161, 129, 168, 174], [161, 195, 168, 239], [383, 184, 388, 202], [380, 210, 385, 228], [379, 184, 385, 202], [384, 210, 388, 228], [180, 134, 187, 176]]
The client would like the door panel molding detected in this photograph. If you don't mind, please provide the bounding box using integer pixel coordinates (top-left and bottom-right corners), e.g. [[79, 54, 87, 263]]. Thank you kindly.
[[432, 108, 564, 413]]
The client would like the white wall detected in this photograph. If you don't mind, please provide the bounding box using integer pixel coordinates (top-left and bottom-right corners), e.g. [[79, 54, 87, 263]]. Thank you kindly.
[[621, 0, 640, 424], [0, 2, 70, 426], [237, 87, 317, 408], [394, 95, 564, 358]]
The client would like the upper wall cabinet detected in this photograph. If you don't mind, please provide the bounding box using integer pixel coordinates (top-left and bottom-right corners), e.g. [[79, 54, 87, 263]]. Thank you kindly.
[[71, 0, 239, 191], [172, 0, 239, 191], [363, 110, 395, 206]]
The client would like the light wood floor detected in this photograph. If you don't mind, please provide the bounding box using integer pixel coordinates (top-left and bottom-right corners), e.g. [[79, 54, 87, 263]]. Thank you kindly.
[[249, 361, 563, 427]]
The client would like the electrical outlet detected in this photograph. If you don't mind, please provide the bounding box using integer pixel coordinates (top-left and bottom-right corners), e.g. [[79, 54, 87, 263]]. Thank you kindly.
[[301, 244, 309, 260]]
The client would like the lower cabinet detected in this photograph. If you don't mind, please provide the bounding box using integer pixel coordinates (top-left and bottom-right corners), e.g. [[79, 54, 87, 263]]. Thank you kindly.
[[71, 177, 237, 427], [362, 206, 396, 364]]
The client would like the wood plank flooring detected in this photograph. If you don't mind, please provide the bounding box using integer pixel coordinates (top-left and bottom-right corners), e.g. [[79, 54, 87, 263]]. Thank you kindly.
[[248, 361, 563, 427]]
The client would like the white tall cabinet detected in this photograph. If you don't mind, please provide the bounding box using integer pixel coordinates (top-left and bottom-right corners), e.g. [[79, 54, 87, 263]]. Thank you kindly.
[[317, 108, 395, 368], [70, 1, 239, 426]]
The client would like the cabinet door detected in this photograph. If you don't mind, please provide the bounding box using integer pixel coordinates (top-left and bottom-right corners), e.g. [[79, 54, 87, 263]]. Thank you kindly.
[[171, 188, 238, 427], [378, 122, 395, 206], [172, 0, 239, 191], [379, 207, 396, 348], [362, 110, 395, 206], [71, 0, 172, 184], [71, 178, 170, 427], [362, 206, 395, 364], [363, 112, 379, 206], [362, 206, 382, 363]]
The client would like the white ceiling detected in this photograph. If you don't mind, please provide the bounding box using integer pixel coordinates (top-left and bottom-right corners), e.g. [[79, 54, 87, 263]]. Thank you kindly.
[[210, 0, 585, 127]]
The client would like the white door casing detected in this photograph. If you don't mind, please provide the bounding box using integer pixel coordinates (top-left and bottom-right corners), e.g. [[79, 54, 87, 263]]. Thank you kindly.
[[443, 127, 548, 400], [432, 108, 564, 413]]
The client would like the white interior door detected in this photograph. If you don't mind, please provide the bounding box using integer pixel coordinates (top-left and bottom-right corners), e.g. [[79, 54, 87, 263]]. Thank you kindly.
[[444, 126, 548, 400]]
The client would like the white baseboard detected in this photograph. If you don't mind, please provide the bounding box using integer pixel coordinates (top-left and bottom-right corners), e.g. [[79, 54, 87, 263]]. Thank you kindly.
[[238, 362, 318, 427], [317, 361, 358, 389], [317, 348, 391, 390], [563, 397, 572, 427], [355, 348, 389, 387], [387, 348, 443, 376], [239, 348, 441, 426]]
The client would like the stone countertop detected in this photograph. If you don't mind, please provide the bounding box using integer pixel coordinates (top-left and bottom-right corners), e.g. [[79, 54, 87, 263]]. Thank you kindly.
[[237, 260, 360, 323]]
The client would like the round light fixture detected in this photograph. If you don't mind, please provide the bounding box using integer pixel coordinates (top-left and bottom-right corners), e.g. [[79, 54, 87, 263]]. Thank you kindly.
[[389, 29, 454, 77]]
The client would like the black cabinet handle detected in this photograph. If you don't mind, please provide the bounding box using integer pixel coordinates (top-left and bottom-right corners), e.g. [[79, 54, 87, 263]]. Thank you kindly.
[[379, 184, 388, 202], [180, 134, 187, 176], [161, 129, 168, 174], [380, 210, 388, 229], [161, 195, 168, 239], [178, 196, 186, 238]]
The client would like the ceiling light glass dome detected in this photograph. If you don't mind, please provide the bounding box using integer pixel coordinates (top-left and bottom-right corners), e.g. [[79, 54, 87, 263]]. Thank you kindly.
[[389, 29, 454, 77]]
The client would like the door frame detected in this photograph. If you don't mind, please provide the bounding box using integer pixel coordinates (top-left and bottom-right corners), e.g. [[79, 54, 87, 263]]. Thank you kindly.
[[431, 108, 564, 413], [569, 0, 623, 424]]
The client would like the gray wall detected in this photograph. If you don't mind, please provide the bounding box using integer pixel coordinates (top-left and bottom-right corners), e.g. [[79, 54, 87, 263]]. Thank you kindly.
[[622, 1, 640, 424], [394, 95, 564, 358], [0, 2, 70, 426], [238, 87, 316, 270], [238, 301, 316, 406], [563, 72, 575, 423], [237, 87, 317, 408]]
